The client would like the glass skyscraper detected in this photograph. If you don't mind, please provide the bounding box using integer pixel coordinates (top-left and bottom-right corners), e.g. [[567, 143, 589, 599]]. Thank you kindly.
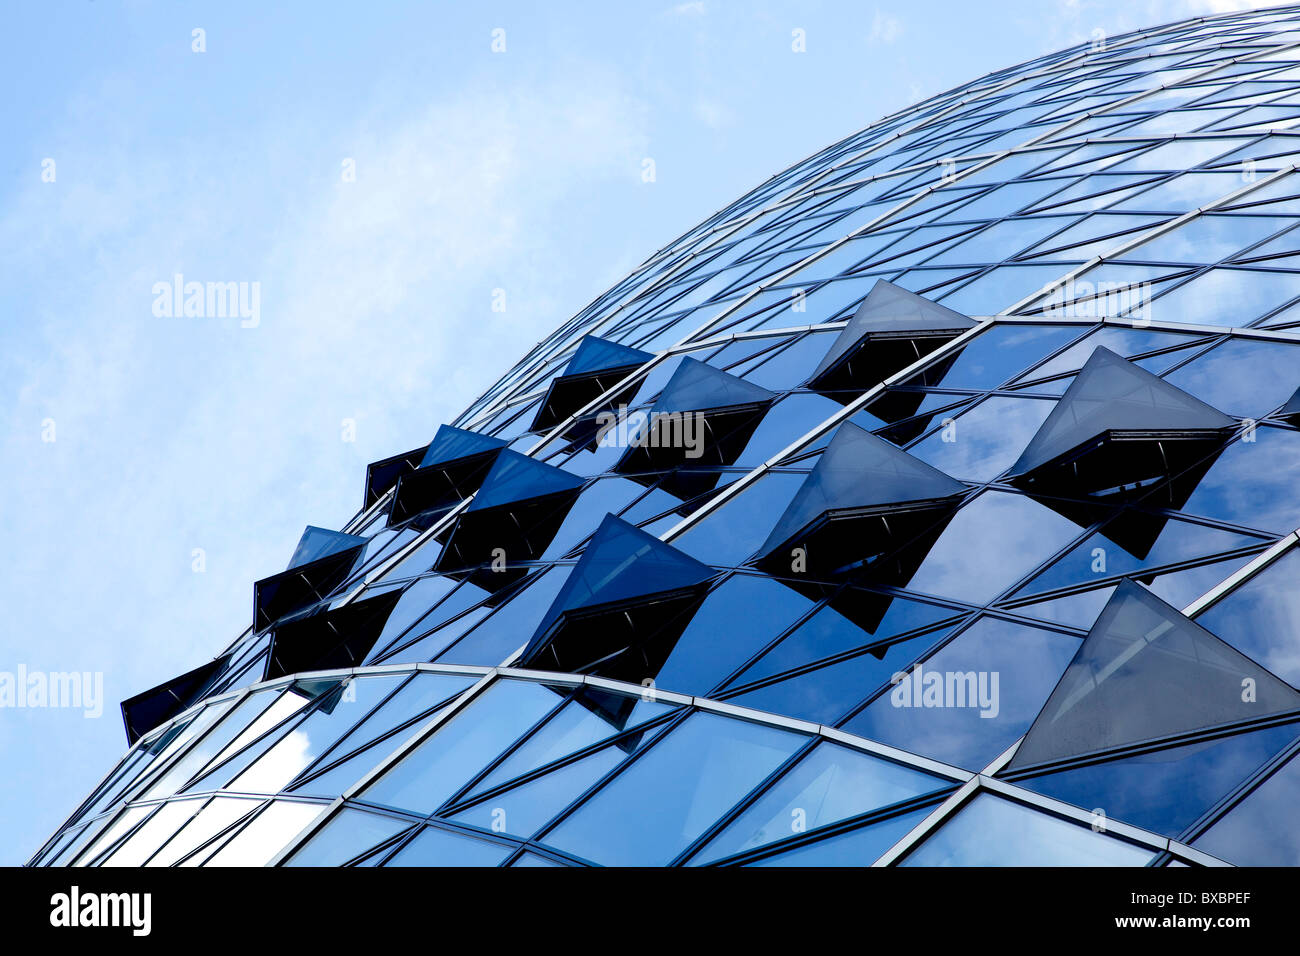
[[33, 4, 1300, 867]]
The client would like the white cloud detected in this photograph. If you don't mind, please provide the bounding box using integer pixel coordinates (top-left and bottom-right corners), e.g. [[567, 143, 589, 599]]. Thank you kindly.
[[669, 1, 707, 16], [0, 62, 649, 861], [869, 9, 904, 46]]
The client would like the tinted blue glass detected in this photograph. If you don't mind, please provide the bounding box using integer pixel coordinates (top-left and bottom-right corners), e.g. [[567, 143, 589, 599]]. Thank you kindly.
[[364, 576, 459, 662], [468, 451, 583, 511], [562, 335, 651, 376], [742, 334, 838, 390], [467, 691, 672, 795], [733, 394, 846, 467], [900, 794, 1154, 865], [728, 628, 946, 725], [692, 742, 951, 863], [383, 825, 514, 866], [361, 680, 562, 814], [671, 473, 805, 567], [419, 425, 506, 469], [908, 398, 1052, 482], [1016, 516, 1264, 597], [845, 617, 1080, 771], [1194, 549, 1300, 685], [746, 806, 933, 867], [1162, 338, 1300, 417], [735, 600, 960, 687], [1193, 745, 1300, 864], [226, 677, 407, 794], [540, 479, 645, 560], [897, 491, 1085, 605], [285, 807, 410, 866], [527, 515, 714, 645], [899, 325, 1084, 390], [1145, 268, 1300, 328], [308, 673, 476, 775], [1175, 427, 1300, 533], [438, 571, 568, 666], [1013, 721, 1300, 838], [541, 712, 805, 865], [652, 574, 820, 693], [450, 746, 627, 838], [289, 526, 366, 569]]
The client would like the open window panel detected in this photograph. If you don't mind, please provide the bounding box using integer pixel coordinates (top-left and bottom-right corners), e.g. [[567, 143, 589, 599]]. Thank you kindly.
[[751, 422, 967, 579], [120, 654, 233, 746], [264, 588, 406, 681], [430, 450, 585, 594], [385, 426, 508, 531], [806, 279, 977, 402], [529, 335, 653, 444], [1007, 346, 1235, 499], [517, 514, 718, 684], [362, 445, 426, 510], [613, 358, 776, 500], [253, 527, 368, 634], [1006, 579, 1300, 772]]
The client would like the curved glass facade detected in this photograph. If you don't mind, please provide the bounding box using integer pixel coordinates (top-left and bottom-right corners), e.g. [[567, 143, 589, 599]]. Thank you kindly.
[[33, 4, 1300, 867]]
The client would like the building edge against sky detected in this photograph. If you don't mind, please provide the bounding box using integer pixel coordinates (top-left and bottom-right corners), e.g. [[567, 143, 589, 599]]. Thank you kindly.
[[32, 4, 1300, 867]]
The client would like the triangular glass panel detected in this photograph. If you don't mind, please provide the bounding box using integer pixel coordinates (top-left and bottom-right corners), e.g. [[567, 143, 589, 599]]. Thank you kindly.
[[613, 359, 775, 499], [362, 445, 426, 509], [807, 279, 976, 398], [518, 514, 716, 677], [419, 425, 509, 469], [264, 588, 405, 681], [1007, 346, 1235, 495], [1279, 384, 1300, 423], [1008, 580, 1300, 770], [530, 336, 653, 439], [754, 423, 966, 573], [432, 452, 585, 593], [650, 356, 775, 413], [288, 526, 367, 570], [254, 528, 368, 633], [120, 654, 232, 745], [386, 426, 507, 530], [693, 742, 950, 864], [464, 451, 584, 513], [449, 744, 632, 839], [563, 335, 654, 377]]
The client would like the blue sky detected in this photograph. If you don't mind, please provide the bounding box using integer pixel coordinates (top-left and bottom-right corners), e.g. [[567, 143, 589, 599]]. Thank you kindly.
[[0, 0, 1274, 862]]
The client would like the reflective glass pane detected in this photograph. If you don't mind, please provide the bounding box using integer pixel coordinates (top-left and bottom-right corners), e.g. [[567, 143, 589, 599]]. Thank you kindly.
[[844, 617, 1081, 770], [284, 807, 412, 866], [900, 794, 1154, 866], [1193, 746, 1300, 864], [693, 742, 951, 863], [361, 680, 561, 814], [746, 806, 933, 867], [542, 712, 805, 865], [383, 826, 514, 866]]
